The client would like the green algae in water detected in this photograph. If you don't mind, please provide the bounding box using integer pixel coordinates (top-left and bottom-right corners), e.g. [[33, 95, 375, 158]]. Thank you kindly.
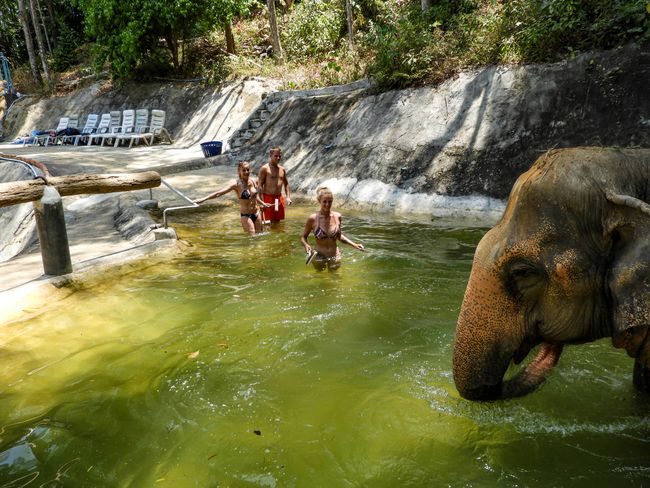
[[0, 206, 649, 487]]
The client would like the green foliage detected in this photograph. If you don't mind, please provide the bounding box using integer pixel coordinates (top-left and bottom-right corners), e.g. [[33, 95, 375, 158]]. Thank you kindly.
[[362, 1, 452, 88], [181, 37, 232, 83], [318, 51, 364, 86], [363, 0, 650, 88], [75, 0, 252, 78], [203, 57, 231, 84], [0, 0, 23, 61], [282, 0, 346, 60], [50, 23, 80, 71], [501, 0, 650, 62], [10, 0, 649, 89]]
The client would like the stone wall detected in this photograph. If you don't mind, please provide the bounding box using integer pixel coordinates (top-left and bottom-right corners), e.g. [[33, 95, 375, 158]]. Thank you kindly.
[[234, 43, 650, 202]]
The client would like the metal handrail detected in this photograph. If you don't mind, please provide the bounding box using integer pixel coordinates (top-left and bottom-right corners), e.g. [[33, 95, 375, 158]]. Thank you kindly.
[[0, 155, 42, 178], [160, 178, 199, 228], [0, 52, 14, 96]]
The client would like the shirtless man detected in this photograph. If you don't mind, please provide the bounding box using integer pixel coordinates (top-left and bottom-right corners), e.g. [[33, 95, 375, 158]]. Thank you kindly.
[[258, 146, 292, 223]]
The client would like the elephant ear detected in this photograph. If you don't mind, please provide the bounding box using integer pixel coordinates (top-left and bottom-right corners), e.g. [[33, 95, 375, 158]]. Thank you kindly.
[[604, 192, 650, 365]]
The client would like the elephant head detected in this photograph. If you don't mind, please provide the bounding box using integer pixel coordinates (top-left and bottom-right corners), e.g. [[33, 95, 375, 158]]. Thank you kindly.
[[453, 147, 650, 400]]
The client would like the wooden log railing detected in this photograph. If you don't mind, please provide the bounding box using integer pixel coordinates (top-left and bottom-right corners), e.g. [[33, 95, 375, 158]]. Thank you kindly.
[[0, 154, 162, 276], [0, 171, 162, 208]]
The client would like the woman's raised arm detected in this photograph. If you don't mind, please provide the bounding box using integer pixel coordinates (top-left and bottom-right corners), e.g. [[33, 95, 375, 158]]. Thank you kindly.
[[193, 180, 237, 204]]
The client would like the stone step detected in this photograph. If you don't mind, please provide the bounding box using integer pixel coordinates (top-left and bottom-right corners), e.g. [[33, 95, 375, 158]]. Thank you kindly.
[[231, 137, 245, 148], [266, 101, 280, 112], [242, 130, 255, 140], [259, 110, 271, 121], [249, 119, 263, 129]]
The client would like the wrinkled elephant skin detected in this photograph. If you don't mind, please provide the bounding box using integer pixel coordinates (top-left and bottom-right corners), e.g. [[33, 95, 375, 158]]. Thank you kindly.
[[453, 147, 650, 400]]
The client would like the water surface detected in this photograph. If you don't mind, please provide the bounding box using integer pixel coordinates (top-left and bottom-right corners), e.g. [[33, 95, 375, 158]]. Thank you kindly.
[[1, 206, 648, 487]]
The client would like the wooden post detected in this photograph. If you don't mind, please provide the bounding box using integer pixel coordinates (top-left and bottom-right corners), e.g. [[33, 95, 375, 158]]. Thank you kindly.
[[33, 185, 72, 276]]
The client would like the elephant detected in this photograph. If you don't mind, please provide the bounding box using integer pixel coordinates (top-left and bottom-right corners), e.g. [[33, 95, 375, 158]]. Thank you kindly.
[[453, 147, 650, 401]]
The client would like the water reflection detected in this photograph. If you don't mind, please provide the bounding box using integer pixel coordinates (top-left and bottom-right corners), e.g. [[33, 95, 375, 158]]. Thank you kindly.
[[0, 206, 648, 486]]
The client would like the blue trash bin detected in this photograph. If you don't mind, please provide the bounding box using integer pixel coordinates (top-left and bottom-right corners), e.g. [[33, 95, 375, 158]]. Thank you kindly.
[[200, 141, 223, 158]]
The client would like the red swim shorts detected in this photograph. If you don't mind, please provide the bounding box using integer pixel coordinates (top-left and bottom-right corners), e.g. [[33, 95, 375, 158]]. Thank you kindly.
[[262, 193, 285, 221]]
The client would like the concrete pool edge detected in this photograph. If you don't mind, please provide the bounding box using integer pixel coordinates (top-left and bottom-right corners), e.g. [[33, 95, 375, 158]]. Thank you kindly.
[[0, 238, 182, 326]]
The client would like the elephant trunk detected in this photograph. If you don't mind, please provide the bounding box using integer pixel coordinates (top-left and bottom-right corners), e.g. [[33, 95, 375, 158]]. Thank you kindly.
[[453, 262, 520, 400], [453, 259, 564, 400]]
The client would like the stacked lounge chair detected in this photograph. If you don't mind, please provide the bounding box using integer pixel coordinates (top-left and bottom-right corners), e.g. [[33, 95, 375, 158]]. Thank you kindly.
[[60, 114, 99, 146], [89, 110, 122, 146], [127, 110, 173, 147], [26, 109, 172, 148], [28, 116, 70, 146], [86, 113, 111, 145], [113, 109, 148, 147]]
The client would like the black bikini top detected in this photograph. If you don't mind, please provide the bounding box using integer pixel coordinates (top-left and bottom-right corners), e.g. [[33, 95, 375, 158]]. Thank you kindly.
[[314, 213, 340, 240], [239, 179, 258, 200]]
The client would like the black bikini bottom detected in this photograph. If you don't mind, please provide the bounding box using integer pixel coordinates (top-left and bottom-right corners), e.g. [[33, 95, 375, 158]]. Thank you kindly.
[[241, 212, 258, 222]]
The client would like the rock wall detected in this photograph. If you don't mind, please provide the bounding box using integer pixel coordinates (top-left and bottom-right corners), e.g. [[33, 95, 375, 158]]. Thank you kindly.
[[234, 43, 650, 203], [0, 163, 39, 262]]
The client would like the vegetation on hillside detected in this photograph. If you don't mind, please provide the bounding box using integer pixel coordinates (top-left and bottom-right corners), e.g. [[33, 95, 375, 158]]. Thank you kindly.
[[1, 0, 649, 94]]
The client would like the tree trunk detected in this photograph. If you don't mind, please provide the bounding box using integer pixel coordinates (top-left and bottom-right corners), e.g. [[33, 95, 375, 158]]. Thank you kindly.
[[17, 0, 42, 85], [345, 0, 354, 49], [45, 0, 58, 49], [166, 36, 180, 70], [35, 0, 52, 53], [420, 0, 432, 11], [0, 171, 162, 208], [224, 22, 236, 54], [267, 0, 284, 62], [28, 0, 52, 88]]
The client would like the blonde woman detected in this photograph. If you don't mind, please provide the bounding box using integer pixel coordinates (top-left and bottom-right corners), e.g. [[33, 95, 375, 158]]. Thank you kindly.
[[300, 187, 365, 270], [193, 161, 271, 235]]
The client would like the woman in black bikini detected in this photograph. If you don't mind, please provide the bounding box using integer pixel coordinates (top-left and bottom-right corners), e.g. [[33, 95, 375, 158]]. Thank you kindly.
[[193, 161, 271, 235], [300, 186, 365, 271]]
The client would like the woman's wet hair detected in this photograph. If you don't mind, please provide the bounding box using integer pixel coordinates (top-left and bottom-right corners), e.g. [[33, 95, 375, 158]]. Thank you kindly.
[[316, 186, 333, 202]]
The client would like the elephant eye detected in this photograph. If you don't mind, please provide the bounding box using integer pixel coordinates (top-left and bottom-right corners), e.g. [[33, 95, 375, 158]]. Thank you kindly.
[[508, 261, 539, 277], [511, 266, 535, 277], [504, 261, 546, 301]]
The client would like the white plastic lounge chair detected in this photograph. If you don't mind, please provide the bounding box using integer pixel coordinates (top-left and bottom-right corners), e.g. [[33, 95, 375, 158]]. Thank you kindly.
[[52, 115, 81, 145], [114, 109, 148, 147], [68, 115, 79, 129], [128, 110, 173, 147], [61, 114, 99, 145], [109, 110, 121, 132], [30, 117, 69, 146], [93, 110, 124, 146], [86, 113, 111, 145], [103, 109, 133, 147]]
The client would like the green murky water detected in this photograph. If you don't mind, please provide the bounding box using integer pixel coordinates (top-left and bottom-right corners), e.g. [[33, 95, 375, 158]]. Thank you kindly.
[[1, 206, 648, 487]]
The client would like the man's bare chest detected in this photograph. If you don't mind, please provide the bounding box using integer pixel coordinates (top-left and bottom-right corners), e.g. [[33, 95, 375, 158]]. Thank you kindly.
[[267, 167, 284, 181]]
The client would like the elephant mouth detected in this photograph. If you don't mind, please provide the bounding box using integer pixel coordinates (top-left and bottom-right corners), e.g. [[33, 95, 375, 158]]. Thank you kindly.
[[502, 342, 564, 398]]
